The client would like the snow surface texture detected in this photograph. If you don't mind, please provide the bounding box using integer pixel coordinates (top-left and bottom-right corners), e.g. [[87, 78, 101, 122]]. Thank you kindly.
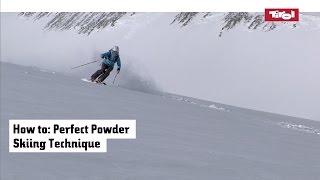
[[1, 62, 320, 180]]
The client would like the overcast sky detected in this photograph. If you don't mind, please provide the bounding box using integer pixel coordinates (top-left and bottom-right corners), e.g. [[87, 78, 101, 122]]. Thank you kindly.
[[1, 12, 320, 120]]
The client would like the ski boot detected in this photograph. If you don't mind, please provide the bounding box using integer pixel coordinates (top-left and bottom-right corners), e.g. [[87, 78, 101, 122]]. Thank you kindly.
[[95, 79, 106, 85]]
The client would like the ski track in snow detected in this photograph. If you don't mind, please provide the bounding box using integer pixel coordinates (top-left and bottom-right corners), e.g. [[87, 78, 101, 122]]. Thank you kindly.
[[30, 67, 56, 74], [206, 104, 230, 112], [277, 122, 320, 136], [167, 95, 231, 112]]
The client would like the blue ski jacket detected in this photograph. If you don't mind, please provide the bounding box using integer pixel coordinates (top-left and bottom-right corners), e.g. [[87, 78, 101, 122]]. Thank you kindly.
[[101, 50, 121, 70]]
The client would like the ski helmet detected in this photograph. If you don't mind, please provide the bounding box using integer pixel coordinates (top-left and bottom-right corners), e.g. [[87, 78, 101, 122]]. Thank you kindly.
[[112, 46, 119, 53]]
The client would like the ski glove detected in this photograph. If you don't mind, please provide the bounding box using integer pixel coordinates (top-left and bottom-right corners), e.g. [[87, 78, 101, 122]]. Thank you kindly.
[[117, 68, 120, 74]]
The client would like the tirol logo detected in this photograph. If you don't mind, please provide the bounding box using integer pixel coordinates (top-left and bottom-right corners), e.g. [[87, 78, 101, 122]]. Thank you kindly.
[[265, 9, 299, 21]]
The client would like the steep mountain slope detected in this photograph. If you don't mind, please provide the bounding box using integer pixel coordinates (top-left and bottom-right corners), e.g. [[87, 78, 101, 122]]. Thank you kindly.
[[18, 12, 320, 36], [1, 62, 320, 180]]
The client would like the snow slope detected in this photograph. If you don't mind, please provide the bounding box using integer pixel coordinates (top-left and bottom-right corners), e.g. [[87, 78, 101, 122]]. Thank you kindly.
[[2, 13, 320, 120], [1, 62, 320, 180]]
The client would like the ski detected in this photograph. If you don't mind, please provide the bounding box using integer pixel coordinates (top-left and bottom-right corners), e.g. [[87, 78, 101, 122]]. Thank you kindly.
[[81, 78, 106, 85]]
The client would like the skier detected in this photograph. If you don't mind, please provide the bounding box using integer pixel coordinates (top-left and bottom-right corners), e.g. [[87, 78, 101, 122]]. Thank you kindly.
[[90, 46, 121, 83]]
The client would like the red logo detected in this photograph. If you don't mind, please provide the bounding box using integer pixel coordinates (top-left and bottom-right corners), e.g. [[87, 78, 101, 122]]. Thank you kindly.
[[265, 8, 299, 21]]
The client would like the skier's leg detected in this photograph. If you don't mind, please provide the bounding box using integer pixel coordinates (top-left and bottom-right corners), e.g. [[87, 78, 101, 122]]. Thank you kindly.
[[97, 67, 113, 82], [91, 63, 108, 81]]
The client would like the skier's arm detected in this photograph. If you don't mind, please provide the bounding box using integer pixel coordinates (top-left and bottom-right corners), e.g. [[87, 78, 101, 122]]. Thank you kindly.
[[100, 51, 110, 59]]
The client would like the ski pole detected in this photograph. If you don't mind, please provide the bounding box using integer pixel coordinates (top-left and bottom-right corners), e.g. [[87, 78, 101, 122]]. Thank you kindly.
[[71, 60, 98, 69], [113, 73, 118, 84]]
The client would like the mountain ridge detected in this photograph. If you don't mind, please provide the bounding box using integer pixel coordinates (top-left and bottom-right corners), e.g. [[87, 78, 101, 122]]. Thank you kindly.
[[18, 12, 320, 36]]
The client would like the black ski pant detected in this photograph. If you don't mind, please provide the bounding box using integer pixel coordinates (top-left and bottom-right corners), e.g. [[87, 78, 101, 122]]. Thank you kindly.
[[91, 63, 113, 82]]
